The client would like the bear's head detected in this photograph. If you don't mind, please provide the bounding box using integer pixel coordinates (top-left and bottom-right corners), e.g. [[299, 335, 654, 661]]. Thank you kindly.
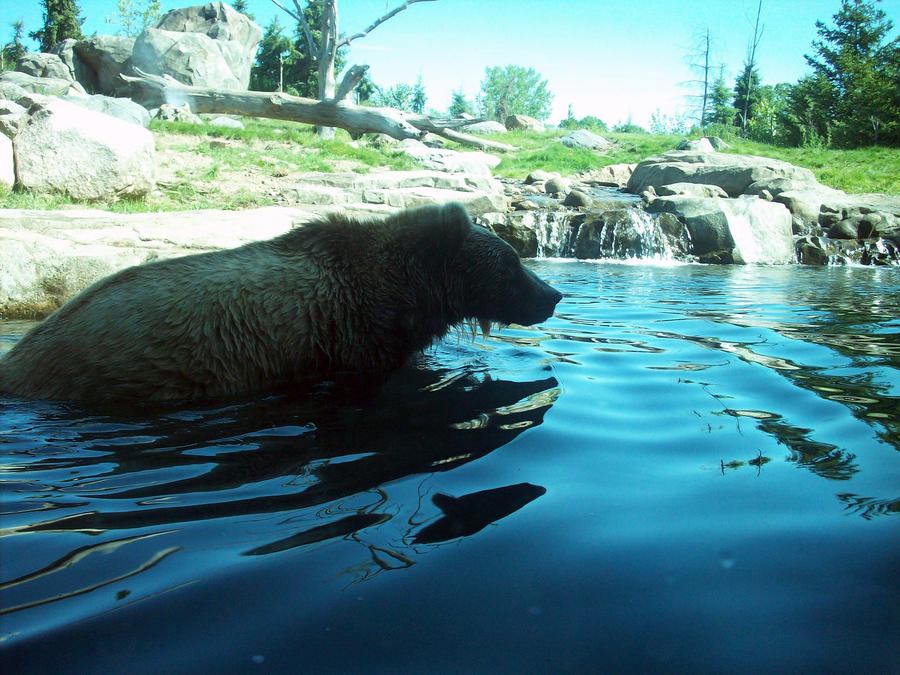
[[406, 202, 563, 330]]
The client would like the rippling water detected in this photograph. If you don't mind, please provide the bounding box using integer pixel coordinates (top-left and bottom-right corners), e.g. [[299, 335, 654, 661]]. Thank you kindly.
[[2, 261, 899, 673]]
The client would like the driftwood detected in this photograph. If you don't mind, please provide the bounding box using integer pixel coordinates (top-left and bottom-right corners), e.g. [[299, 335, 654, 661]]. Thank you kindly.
[[121, 69, 517, 152]]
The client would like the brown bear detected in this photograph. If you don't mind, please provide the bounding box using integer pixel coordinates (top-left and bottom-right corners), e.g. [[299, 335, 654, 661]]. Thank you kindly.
[[0, 203, 562, 403]]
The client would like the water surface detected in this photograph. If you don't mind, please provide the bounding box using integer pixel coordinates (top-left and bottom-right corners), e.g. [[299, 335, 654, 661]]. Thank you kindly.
[[2, 262, 898, 673]]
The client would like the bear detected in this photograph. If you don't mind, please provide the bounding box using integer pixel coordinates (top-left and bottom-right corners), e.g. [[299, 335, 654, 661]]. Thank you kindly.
[[0, 202, 562, 403]]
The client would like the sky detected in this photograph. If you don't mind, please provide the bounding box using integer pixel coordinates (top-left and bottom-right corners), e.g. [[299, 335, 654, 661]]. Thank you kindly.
[[3, 0, 900, 127]]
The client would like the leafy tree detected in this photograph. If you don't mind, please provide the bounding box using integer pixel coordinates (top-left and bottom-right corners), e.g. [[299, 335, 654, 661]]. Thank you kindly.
[[374, 77, 426, 113], [805, 0, 899, 146], [30, 0, 84, 52], [105, 0, 161, 38], [477, 65, 553, 122], [251, 17, 298, 92], [410, 75, 426, 114], [779, 74, 835, 147], [559, 113, 609, 133], [448, 88, 473, 117], [1, 20, 28, 72], [733, 62, 761, 128]]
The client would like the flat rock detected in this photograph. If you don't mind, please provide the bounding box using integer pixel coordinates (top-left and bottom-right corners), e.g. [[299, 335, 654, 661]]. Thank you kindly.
[[656, 182, 728, 199], [560, 129, 609, 150]]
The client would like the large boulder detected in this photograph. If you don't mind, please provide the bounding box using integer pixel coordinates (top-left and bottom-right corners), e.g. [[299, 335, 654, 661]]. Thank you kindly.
[[0, 134, 13, 190], [649, 195, 794, 264], [131, 27, 246, 90], [0, 99, 27, 138], [464, 120, 507, 134], [505, 114, 544, 132], [62, 94, 151, 127], [13, 97, 155, 201], [627, 151, 818, 198], [71, 35, 137, 95], [155, 2, 262, 56], [0, 71, 85, 97], [0, 207, 314, 318], [677, 138, 715, 152], [577, 163, 636, 189], [560, 129, 609, 150], [15, 53, 74, 81], [398, 139, 501, 176]]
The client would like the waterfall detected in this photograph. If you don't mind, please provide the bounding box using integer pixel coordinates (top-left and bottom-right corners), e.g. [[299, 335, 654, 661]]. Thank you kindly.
[[534, 211, 575, 258]]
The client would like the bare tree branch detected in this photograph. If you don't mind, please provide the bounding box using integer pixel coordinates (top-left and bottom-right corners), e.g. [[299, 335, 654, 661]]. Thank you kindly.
[[337, 0, 439, 48]]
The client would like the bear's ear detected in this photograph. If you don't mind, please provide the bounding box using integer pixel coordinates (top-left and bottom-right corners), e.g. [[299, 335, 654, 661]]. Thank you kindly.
[[403, 202, 471, 259]]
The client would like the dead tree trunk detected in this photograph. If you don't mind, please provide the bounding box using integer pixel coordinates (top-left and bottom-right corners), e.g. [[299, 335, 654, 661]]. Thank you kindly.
[[122, 69, 518, 152]]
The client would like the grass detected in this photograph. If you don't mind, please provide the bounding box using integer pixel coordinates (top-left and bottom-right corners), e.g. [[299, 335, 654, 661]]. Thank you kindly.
[[1, 116, 896, 213]]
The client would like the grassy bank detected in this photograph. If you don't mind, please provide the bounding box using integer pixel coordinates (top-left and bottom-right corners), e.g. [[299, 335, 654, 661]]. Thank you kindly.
[[1, 117, 897, 212]]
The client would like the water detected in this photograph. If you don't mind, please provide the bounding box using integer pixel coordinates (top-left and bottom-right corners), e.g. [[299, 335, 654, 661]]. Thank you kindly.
[[2, 262, 899, 673]]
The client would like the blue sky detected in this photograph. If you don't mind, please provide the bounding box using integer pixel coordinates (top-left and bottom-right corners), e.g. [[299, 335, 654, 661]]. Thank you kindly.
[[3, 1, 899, 127]]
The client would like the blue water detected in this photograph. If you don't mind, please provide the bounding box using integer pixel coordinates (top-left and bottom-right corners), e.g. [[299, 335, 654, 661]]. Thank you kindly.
[[1, 261, 898, 673]]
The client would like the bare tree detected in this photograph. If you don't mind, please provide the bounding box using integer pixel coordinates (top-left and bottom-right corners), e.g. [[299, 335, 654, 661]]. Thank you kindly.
[[270, 0, 438, 137], [682, 27, 714, 128], [739, 0, 764, 132]]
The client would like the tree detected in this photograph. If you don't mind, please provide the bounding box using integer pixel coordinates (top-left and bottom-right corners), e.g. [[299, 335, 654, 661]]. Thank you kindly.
[[706, 66, 734, 126], [105, 0, 161, 37], [251, 17, 298, 92], [733, 62, 761, 128], [738, 0, 764, 132], [805, 0, 899, 146], [271, 0, 438, 137], [448, 88, 473, 117], [683, 27, 714, 127], [1, 20, 28, 72], [477, 65, 554, 122], [30, 0, 84, 52]]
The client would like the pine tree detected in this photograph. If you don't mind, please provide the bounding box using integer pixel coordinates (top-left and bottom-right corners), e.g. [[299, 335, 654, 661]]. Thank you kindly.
[[733, 63, 761, 128], [250, 17, 297, 92], [705, 68, 734, 126], [30, 0, 84, 52], [448, 89, 473, 117], [1, 20, 28, 72]]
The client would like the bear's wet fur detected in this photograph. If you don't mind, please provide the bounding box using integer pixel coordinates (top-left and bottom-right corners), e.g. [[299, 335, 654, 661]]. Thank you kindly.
[[0, 203, 562, 403]]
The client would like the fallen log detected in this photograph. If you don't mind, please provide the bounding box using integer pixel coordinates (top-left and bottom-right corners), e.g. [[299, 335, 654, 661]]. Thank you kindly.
[[121, 69, 518, 152]]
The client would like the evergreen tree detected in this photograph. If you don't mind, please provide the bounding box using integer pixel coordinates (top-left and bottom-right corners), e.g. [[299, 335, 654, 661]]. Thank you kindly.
[[805, 0, 899, 146], [449, 89, 474, 117], [705, 68, 734, 126], [411, 75, 426, 114], [30, 0, 83, 52], [1, 20, 28, 72], [733, 62, 761, 128], [250, 17, 298, 92], [477, 65, 553, 122]]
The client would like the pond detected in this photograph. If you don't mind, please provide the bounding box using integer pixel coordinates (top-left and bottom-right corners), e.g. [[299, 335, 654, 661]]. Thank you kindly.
[[2, 260, 899, 673]]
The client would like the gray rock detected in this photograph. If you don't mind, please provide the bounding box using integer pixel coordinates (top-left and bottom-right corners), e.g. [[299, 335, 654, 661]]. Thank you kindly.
[[208, 115, 244, 129], [397, 139, 501, 176], [525, 169, 560, 185], [0, 71, 86, 97], [677, 138, 715, 152], [0, 81, 28, 104], [463, 120, 507, 134], [649, 194, 794, 264], [828, 219, 860, 240], [132, 27, 246, 90], [628, 151, 818, 198], [16, 52, 73, 81], [72, 35, 136, 95], [154, 103, 203, 124], [0, 206, 314, 318], [0, 99, 27, 138], [155, 2, 262, 56], [62, 94, 151, 128], [656, 182, 728, 199], [560, 129, 609, 150], [0, 134, 13, 190], [578, 163, 635, 189], [795, 235, 830, 265], [563, 189, 593, 208], [544, 177, 569, 195], [705, 136, 730, 150], [14, 97, 155, 201], [505, 114, 544, 132]]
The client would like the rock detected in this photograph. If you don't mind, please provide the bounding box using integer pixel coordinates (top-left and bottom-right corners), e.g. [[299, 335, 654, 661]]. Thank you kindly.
[[71, 35, 136, 96], [0, 207, 315, 318], [828, 220, 859, 240], [525, 169, 560, 185], [154, 103, 203, 124], [795, 235, 830, 265], [132, 27, 246, 90], [818, 193, 900, 243], [648, 195, 794, 264], [368, 133, 398, 148], [560, 129, 609, 150], [15, 53, 73, 81], [62, 94, 151, 128], [0, 99, 27, 138], [208, 115, 244, 129], [0, 71, 86, 97], [677, 138, 715, 152], [0, 134, 13, 190], [577, 163, 636, 189], [0, 81, 28, 104], [464, 121, 507, 134], [505, 114, 544, 132], [545, 177, 569, 195], [49, 39, 80, 82], [705, 136, 729, 150], [156, 2, 263, 57], [627, 151, 818, 198], [13, 97, 156, 201], [487, 213, 540, 257], [656, 182, 728, 199], [397, 139, 501, 176], [563, 189, 593, 209]]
